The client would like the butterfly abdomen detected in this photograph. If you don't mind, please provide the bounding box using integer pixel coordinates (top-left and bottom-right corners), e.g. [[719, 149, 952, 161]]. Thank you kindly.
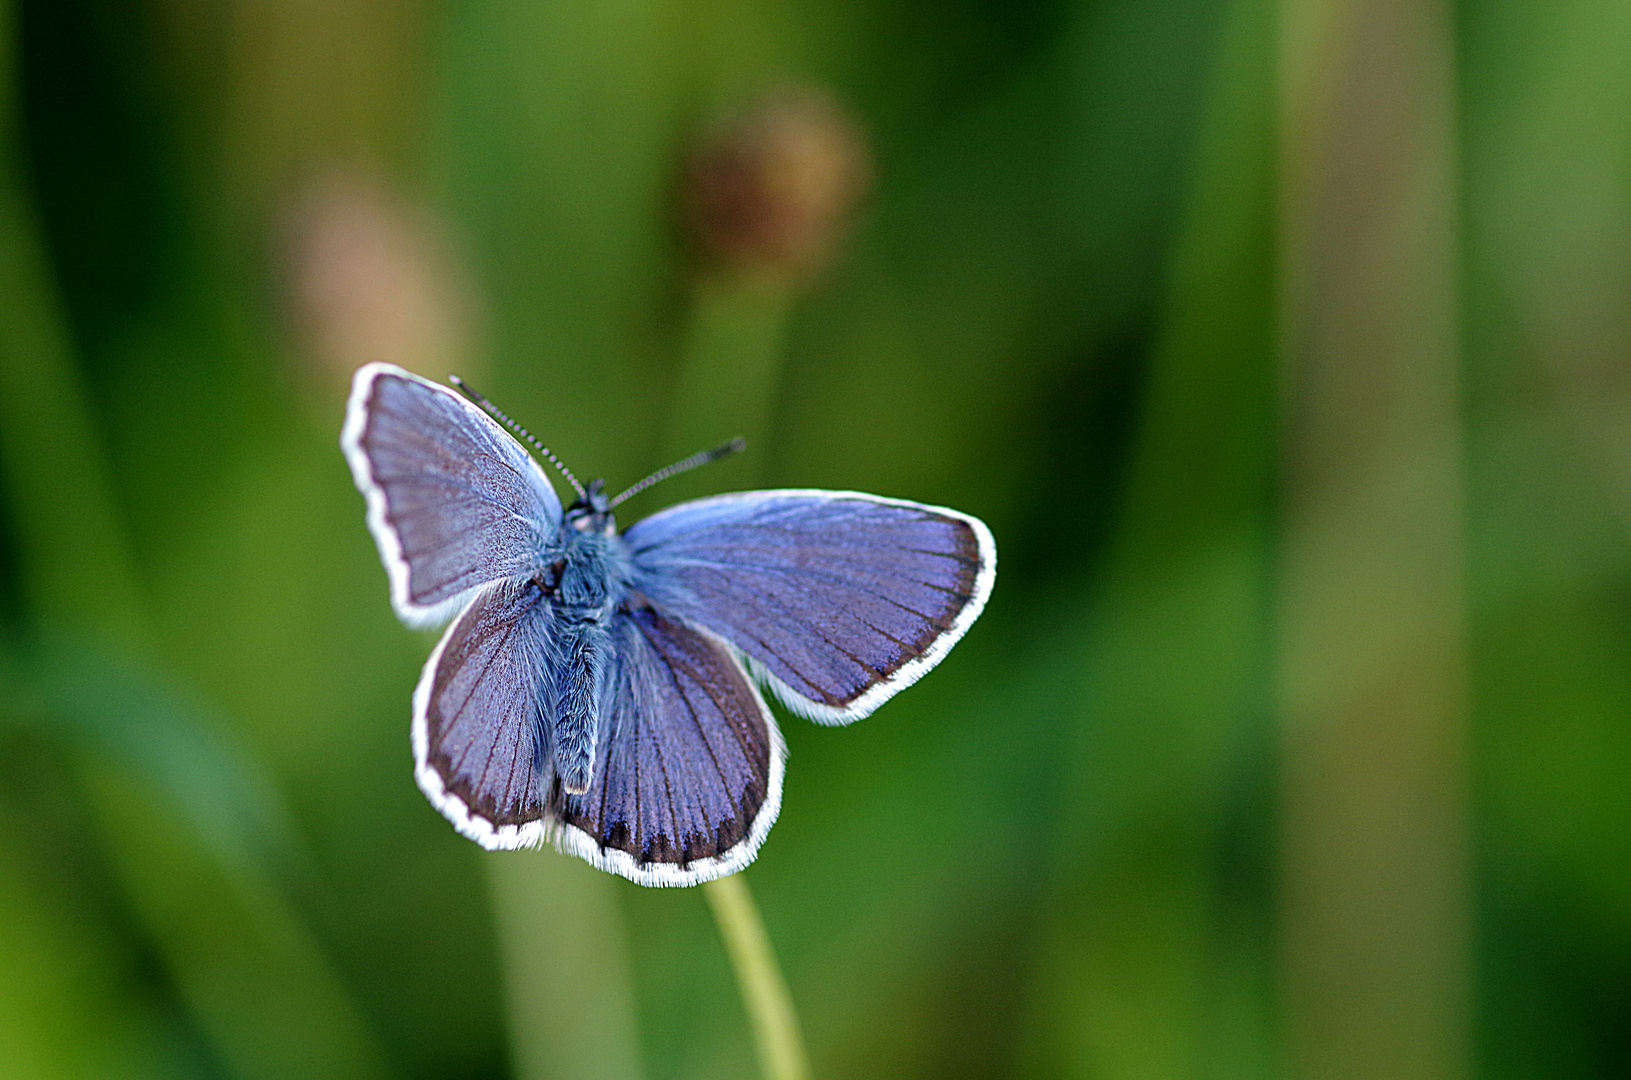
[[549, 531, 631, 795], [551, 618, 610, 794]]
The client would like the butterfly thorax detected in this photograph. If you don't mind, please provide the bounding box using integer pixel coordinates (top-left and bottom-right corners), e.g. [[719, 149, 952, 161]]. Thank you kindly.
[[551, 530, 627, 617]]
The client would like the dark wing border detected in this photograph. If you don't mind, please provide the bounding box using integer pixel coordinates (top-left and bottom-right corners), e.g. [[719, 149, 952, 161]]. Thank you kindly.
[[411, 580, 553, 850], [411, 602, 786, 884], [549, 617, 785, 886], [630, 489, 997, 726]]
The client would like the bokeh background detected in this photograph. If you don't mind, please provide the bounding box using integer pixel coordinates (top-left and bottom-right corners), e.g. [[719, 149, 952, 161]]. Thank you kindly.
[[1, 0, 1628, 1078]]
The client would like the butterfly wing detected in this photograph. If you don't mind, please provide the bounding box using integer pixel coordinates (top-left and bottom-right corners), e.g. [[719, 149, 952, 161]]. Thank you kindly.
[[414, 586, 783, 882], [342, 362, 562, 628], [622, 490, 996, 724], [548, 606, 784, 885], [413, 578, 558, 849]]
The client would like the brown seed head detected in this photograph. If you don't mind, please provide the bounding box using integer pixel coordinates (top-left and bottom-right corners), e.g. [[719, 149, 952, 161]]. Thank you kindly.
[[685, 87, 871, 284]]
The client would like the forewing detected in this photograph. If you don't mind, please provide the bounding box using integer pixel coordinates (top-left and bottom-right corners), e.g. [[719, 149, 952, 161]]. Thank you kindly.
[[413, 579, 558, 849], [544, 606, 784, 886], [343, 362, 562, 627], [623, 490, 996, 723]]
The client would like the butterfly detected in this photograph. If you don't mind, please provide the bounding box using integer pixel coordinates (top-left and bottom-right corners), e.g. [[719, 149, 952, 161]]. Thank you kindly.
[[341, 362, 995, 886]]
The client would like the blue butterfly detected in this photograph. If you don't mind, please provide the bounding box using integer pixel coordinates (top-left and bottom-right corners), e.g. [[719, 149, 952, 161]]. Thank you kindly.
[[342, 362, 996, 886]]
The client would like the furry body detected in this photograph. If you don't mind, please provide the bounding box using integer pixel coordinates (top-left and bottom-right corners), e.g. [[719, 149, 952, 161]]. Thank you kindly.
[[541, 484, 629, 794]]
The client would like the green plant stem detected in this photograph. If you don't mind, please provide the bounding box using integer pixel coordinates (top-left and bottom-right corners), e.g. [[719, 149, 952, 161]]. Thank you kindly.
[[704, 874, 810, 1080], [659, 276, 790, 501]]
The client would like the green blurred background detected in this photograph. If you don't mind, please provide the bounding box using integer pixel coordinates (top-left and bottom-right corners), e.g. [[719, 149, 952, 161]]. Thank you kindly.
[[1, 0, 1627, 1078]]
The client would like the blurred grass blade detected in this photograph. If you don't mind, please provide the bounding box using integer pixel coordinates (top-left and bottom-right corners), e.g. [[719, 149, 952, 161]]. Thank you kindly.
[[86, 763, 398, 1080], [0, 5, 398, 1072], [0, 637, 397, 1080], [12, 625, 297, 874], [1019, 0, 1277, 1073], [0, 0, 140, 639], [487, 855, 646, 1080], [1276, 0, 1474, 1076], [0, 633, 389, 1080], [0, 830, 171, 1080]]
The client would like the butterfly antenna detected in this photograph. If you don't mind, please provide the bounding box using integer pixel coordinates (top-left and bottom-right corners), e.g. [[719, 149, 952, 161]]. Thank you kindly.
[[610, 438, 746, 508], [449, 375, 587, 499]]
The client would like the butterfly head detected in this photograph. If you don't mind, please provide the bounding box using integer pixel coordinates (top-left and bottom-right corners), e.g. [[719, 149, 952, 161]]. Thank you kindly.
[[565, 479, 617, 535]]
